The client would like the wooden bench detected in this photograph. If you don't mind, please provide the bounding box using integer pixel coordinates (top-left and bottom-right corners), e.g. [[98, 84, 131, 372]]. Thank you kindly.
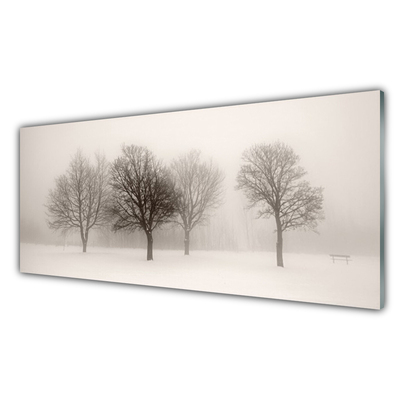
[[329, 254, 351, 264]]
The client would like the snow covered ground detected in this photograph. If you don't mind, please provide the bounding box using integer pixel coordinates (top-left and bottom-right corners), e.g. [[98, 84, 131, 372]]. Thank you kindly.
[[19, 243, 380, 309]]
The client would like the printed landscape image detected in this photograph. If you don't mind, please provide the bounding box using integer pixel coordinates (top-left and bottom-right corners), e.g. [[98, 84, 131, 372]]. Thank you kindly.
[[20, 91, 382, 309]]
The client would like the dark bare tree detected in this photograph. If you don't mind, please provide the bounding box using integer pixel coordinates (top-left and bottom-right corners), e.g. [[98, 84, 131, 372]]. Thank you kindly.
[[236, 142, 324, 267], [109, 145, 177, 261], [171, 150, 224, 255], [46, 150, 110, 252]]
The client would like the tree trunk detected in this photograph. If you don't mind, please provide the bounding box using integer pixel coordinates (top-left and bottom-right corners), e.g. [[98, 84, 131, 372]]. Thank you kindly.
[[275, 216, 284, 267], [184, 229, 190, 255], [146, 232, 153, 261], [80, 230, 88, 253]]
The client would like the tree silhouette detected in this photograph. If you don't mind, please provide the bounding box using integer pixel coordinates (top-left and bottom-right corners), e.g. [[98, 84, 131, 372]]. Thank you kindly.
[[171, 150, 224, 255], [236, 142, 324, 267], [46, 150, 110, 252], [109, 145, 177, 261]]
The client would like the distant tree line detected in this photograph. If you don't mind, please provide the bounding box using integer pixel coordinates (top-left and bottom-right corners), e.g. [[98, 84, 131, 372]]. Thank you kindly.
[[45, 141, 324, 266]]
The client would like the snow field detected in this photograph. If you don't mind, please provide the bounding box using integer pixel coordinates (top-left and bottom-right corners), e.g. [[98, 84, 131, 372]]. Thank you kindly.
[[20, 244, 380, 309]]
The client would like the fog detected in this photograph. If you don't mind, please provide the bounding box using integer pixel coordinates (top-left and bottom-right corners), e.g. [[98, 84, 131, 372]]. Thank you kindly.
[[20, 91, 381, 256]]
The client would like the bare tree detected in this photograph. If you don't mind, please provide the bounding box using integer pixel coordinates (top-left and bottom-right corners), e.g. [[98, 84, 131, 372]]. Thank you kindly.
[[171, 150, 224, 255], [236, 142, 324, 267], [109, 145, 177, 261], [46, 150, 110, 252]]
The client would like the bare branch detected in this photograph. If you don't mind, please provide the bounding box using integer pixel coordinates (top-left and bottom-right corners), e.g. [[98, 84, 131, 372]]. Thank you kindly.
[[171, 150, 225, 231], [45, 150, 112, 252], [109, 144, 178, 239], [170, 150, 225, 255], [236, 141, 324, 267]]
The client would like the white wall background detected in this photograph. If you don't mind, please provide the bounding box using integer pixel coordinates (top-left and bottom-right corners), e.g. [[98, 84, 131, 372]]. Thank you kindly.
[[2, 1, 398, 399]]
